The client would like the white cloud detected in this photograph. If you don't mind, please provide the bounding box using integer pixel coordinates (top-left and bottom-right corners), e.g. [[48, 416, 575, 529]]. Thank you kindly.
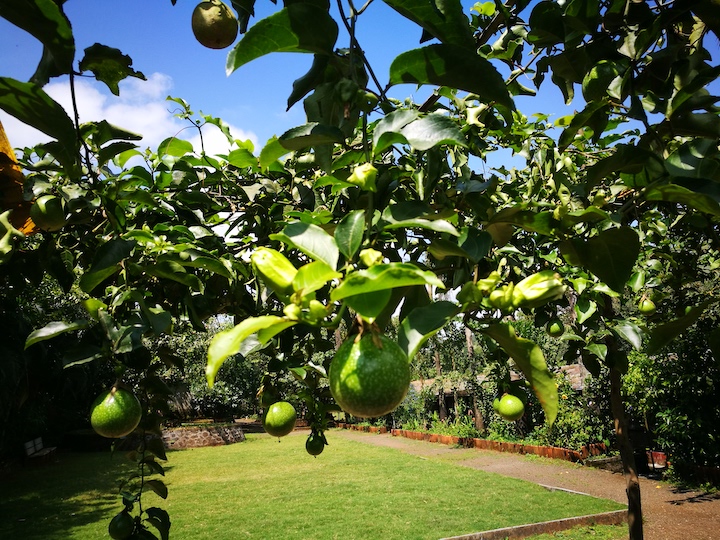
[[0, 72, 257, 159]]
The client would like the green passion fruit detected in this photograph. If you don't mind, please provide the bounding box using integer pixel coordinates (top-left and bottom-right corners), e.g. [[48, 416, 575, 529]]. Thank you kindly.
[[496, 393, 525, 422], [262, 401, 297, 438], [30, 195, 66, 232], [108, 510, 135, 540], [90, 386, 142, 439], [191, 0, 238, 49], [546, 318, 565, 338], [329, 333, 410, 418], [305, 432, 326, 456]]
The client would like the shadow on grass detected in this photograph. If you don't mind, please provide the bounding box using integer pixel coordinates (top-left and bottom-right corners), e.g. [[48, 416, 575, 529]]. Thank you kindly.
[[0, 450, 169, 539]]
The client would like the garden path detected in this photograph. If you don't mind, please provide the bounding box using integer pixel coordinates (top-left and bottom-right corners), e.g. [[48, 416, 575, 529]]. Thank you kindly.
[[334, 429, 720, 540]]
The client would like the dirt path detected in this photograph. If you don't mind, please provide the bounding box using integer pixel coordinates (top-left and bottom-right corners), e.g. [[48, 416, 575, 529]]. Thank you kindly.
[[334, 430, 720, 539]]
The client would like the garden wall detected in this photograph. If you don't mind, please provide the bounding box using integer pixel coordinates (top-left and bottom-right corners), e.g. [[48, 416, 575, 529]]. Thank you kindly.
[[161, 425, 245, 449]]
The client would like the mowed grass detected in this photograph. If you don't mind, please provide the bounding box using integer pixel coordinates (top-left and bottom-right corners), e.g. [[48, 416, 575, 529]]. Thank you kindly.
[[0, 432, 625, 540]]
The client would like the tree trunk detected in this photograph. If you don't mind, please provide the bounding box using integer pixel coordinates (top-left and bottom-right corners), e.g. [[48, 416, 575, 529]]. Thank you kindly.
[[434, 349, 447, 421], [610, 366, 644, 540], [472, 394, 485, 432]]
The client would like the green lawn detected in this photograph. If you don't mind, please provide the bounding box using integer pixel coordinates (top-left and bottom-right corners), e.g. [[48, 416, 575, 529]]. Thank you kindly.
[[0, 432, 626, 539]]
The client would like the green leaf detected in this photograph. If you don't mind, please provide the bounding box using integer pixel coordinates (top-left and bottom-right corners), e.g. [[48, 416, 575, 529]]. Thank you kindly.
[[78, 44, 145, 96], [287, 54, 329, 110], [647, 299, 718, 354], [259, 136, 290, 171], [560, 227, 640, 293], [574, 297, 597, 324], [399, 114, 467, 152], [645, 183, 720, 216], [344, 289, 393, 322], [558, 99, 610, 151], [207, 316, 296, 386], [226, 4, 338, 74], [270, 222, 340, 270], [145, 437, 167, 461], [584, 342, 607, 362], [482, 323, 558, 425], [664, 138, 720, 179], [398, 301, 459, 360], [144, 479, 168, 499], [62, 345, 105, 368], [25, 320, 89, 349], [145, 507, 170, 540], [292, 260, 341, 296], [381, 203, 460, 236], [331, 262, 444, 302], [0, 0, 74, 83], [382, 0, 475, 48], [389, 44, 514, 114], [526, 1, 564, 47], [0, 77, 78, 170], [335, 210, 365, 260], [612, 321, 643, 351], [373, 109, 419, 154], [278, 123, 345, 151]]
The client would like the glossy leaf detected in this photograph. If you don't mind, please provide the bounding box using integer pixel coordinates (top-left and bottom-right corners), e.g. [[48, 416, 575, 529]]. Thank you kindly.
[[145, 508, 171, 540], [144, 479, 168, 499], [78, 44, 146, 96], [612, 321, 643, 351], [647, 300, 718, 354], [482, 323, 558, 425], [560, 227, 640, 293], [331, 263, 444, 301], [292, 260, 341, 295], [382, 0, 475, 48], [398, 301, 459, 360], [0, 0, 74, 82], [334, 210, 365, 260], [373, 109, 419, 153], [344, 289, 393, 321], [644, 184, 720, 217], [25, 320, 89, 349], [270, 222, 340, 270], [389, 45, 513, 113], [226, 4, 338, 74], [207, 316, 297, 386], [0, 77, 78, 169], [278, 123, 345, 151]]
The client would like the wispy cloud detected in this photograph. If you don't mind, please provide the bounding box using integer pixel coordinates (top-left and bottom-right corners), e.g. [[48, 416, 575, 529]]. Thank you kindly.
[[0, 73, 257, 158]]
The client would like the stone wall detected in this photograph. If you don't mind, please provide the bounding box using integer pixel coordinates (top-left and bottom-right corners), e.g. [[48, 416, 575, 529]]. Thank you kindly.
[[161, 425, 245, 450]]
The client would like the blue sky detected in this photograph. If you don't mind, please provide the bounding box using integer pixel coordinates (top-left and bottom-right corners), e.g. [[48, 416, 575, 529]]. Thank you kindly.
[[0, 0, 600, 156]]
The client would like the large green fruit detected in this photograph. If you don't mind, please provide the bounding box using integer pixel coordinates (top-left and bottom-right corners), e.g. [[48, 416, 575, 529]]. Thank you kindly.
[[329, 334, 410, 418], [262, 401, 297, 437], [191, 1, 238, 49], [108, 510, 134, 539], [30, 195, 66, 232], [90, 386, 142, 439], [496, 394, 525, 422]]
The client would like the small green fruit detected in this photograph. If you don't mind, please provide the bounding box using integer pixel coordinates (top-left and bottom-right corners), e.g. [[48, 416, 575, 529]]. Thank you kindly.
[[191, 1, 238, 49], [263, 401, 297, 438], [30, 195, 66, 232], [90, 386, 142, 439], [546, 318, 565, 338], [108, 510, 134, 539], [305, 432, 325, 456], [496, 393, 525, 422], [639, 297, 656, 316]]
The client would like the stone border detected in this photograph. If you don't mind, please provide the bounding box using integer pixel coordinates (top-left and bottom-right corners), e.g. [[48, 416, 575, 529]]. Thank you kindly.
[[439, 510, 627, 540], [162, 424, 245, 450]]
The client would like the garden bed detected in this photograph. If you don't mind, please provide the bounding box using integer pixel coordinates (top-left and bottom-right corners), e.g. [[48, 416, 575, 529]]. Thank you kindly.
[[335, 425, 607, 464]]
